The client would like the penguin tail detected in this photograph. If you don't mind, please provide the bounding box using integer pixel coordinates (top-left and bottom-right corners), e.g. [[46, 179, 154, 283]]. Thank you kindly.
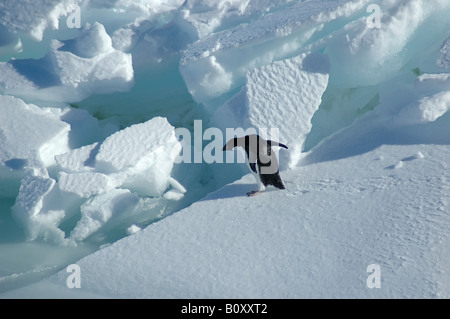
[[272, 177, 286, 190], [261, 172, 286, 190]]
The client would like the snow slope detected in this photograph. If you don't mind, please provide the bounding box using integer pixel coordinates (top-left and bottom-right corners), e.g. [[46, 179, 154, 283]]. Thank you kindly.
[[4, 139, 449, 298]]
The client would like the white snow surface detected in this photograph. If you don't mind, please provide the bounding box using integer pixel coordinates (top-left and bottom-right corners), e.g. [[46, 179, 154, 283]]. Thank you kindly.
[[5, 141, 450, 298], [0, 95, 70, 170]]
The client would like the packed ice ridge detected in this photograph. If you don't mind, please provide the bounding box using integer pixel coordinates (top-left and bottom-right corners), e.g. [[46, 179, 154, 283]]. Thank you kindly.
[[9, 114, 184, 244]]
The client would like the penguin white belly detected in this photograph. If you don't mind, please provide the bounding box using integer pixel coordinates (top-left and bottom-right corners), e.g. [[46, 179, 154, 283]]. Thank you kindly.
[[244, 153, 266, 193]]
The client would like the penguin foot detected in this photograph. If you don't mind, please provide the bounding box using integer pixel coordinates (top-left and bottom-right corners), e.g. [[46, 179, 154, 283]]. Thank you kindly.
[[247, 190, 261, 197]]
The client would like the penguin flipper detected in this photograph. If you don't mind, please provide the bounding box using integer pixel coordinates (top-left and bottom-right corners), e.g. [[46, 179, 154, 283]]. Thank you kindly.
[[268, 140, 288, 149], [278, 143, 288, 150]]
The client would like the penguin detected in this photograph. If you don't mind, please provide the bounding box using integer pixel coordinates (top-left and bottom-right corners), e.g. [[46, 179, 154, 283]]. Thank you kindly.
[[222, 134, 288, 196]]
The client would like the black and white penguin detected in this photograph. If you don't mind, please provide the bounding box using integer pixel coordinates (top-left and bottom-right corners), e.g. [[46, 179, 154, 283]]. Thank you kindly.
[[222, 134, 288, 196]]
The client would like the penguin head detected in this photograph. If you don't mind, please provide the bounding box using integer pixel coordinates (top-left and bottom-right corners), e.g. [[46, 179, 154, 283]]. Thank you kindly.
[[222, 135, 262, 152], [222, 137, 238, 151]]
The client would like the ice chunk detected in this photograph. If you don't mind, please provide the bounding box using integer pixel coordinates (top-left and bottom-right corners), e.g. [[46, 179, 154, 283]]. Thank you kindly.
[[397, 74, 450, 124], [51, 35, 134, 101], [0, 0, 185, 46], [121, 162, 174, 197], [71, 22, 113, 58], [177, 0, 298, 39], [126, 224, 142, 236], [11, 165, 68, 243], [56, 117, 185, 199], [246, 53, 329, 166], [13, 168, 55, 220], [70, 189, 139, 242], [168, 177, 187, 194], [419, 91, 450, 123], [303, 85, 380, 152], [58, 171, 119, 198], [111, 28, 136, 52], [8, 114, 184, 244], [406, 91, 450, 123], [97, 119, 171, 164], [163, 190, 185, 201], [94, 117, 182, 197], [0, 63, 35, 92], [180, 0, 364, 106], [192, 56, 233, 103], [55, 117, 186, 199], [0, 0, 83, 41], [0, 22, 133, 104], [110, 0, 184, 19], [212, 53, 329, 168], [55, 116, 183, 198], [326, 1, 450, 88], [9, 153, 86, 244], [163, 177, 187, 201], [0, 95, 70, 169], [96, 117, 173, 172], [55, 143, 99, 173]]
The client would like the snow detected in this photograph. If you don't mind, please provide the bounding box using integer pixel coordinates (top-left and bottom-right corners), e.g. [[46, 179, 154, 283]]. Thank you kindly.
[[245, 53, 329, 167], [55, 143, 99, 173], [58, 171, 117, 198], [211, 52, 329, 168], [0, 95, 70, 172], [177, 0, 289, 39], [70, 22, 113, 58], [6, 115, 184, 245], [395, 73, 450, 125], [0, 22, 133, 105], [71, 189, 139, 242], [126, 224, 142, 236], [326, 0, 450, 88], [1, 0, 450, 299], [96, 117, 176, 173], [179, 0, 368, 107], [0, 0, 83, 42], [12, 166, 67, 243], [4, 141, 450, 298], [94, 117, 183, 197]]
